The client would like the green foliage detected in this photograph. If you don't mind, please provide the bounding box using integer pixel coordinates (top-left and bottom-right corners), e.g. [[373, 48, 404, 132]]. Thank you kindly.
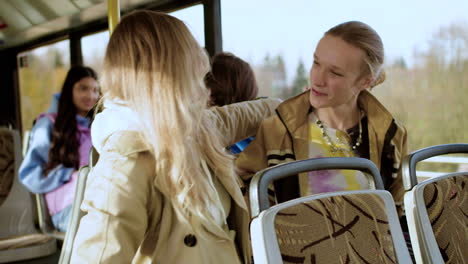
[[252, 22, 467, 173], [255, 54, 309, 99], [18, 47, 68, 134], [373, 22, 468, 154], [53, 50, 65, 68], [392, 57, 407, 69], [17, 21, 466, 173], [255, 53, 288, 98], [287, 59, 308, 98]]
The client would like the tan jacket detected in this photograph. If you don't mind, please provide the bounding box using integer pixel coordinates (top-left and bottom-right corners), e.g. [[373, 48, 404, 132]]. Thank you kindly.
[[70, 98, 280, 264], [236, 91, 408, 212]]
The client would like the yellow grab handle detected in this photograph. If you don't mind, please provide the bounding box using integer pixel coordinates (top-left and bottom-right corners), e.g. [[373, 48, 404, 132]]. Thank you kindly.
[[108, 0, 120, 34]]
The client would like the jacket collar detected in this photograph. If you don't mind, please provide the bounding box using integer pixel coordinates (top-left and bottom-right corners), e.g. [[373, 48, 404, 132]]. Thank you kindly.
[[357, 90, 394, 140], [276, 91, 311, 136], [276, 90, 394, 140]]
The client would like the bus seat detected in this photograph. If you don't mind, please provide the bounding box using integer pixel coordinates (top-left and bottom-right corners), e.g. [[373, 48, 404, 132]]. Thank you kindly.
[[249, 157, 412, 263], [35, 193, 65, 240], [249, 157, 384, 217], [58, 165, 90, 264], [0, 131, 14, 207], [403, 144, 468, 264], [33, 141, 98, 248], [21, 126, 66, 240], [58, 147, 97, 263], [21, 130, 31, 157], [0, 128, 57, 263], [251, 190, 412, 264]]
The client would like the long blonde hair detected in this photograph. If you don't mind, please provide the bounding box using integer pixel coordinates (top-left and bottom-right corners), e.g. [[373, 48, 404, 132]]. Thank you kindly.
[[101, 10, 235, 232]]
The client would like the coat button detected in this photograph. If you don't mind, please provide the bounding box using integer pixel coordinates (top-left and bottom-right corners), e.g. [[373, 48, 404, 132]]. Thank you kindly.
[[184, 234, 197, 247]]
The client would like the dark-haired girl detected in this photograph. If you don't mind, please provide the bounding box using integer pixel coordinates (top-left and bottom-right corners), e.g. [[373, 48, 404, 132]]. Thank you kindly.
[[19, 65, 99, 232], [205, 52, 259, 154]]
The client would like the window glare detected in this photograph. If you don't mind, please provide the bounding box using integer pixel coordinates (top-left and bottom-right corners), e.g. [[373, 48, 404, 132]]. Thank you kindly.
[[17, 39, 70, 134], [220, 0, 468, 153], [82, 30, 110, 76], [170, 4, 205, 47]]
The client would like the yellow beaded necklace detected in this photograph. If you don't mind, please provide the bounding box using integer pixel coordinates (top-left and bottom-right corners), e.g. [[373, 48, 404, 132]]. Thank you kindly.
[[315, 111, 363, 154]]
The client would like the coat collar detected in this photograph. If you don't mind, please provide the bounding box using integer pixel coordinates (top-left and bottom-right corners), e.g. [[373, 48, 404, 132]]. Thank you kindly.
[[108, 133, 248, 215], [276, 91, 311, 137]]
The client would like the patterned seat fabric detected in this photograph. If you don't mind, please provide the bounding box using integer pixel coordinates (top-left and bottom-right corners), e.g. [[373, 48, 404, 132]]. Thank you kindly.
[[0, 130, 14, 207], [274, 193, 397, 264], [423, 175, 468, 263]]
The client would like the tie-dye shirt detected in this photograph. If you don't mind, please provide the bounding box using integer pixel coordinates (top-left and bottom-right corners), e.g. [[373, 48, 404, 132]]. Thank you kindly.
[[305, 113, 371, 195]]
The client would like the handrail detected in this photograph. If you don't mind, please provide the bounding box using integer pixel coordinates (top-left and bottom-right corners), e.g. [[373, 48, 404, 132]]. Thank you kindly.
[[108, 0, 120, 34], [419, 156, 468, 164], [416, 153, 468, 179], [415, 155, 468, 179], [402, 143, 468, 190], [249, 157, 383, 218]]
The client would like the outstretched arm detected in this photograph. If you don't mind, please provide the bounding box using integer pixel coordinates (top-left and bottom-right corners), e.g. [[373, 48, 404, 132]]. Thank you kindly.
[[207, 98, 280, 147], [235, 123, 269, 182]]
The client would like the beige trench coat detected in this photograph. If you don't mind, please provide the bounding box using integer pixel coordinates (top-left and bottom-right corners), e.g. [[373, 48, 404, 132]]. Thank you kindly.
[[70, 99, 280, 263]]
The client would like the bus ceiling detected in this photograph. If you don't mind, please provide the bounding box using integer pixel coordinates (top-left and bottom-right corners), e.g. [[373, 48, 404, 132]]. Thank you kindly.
[[0, 0, 202, 52]]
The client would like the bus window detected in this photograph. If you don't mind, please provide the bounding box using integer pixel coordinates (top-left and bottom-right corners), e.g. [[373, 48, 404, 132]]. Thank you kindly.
[[81, 5, 205, 75], [170, 4, 205, 47], [82, 31, 110, 75], [17, 39, 70, 135], [221, 0, 467, 98], [220, 0, 467, 171]]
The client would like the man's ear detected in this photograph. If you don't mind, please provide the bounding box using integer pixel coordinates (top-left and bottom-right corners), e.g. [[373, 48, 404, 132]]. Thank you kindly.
[[359, 75, 374, 90]]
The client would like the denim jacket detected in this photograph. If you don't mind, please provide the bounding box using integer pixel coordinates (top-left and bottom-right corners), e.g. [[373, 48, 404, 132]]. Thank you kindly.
[[19, 113, 91, 215]]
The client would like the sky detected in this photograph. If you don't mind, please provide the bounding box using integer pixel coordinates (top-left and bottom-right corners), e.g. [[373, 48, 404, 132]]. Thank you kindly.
[[171, 0, 468, 83], [33, 0, 468, 84]]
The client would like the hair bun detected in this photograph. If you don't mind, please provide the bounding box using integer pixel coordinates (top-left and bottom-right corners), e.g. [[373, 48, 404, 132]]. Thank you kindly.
[[371, 70, 386, 88]]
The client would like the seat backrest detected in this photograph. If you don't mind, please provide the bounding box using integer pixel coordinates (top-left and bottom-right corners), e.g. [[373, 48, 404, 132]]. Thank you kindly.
[[249, 157, 384, 217], [402, 143, 468, 264], [21, 130, 31, 157], [0, 129, 15, 207], [0, 128, 37, 238], [58, 165, 90, 264], [402, 143, 468, 191], [251, 190, 412, 264], [413, 173, 468, 263], [35, 194, 65, 240], [20, 127, 65, 240], [0, 127, 58, 264], [58, 143, 97, 263], [32, 137, 99, 244]]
